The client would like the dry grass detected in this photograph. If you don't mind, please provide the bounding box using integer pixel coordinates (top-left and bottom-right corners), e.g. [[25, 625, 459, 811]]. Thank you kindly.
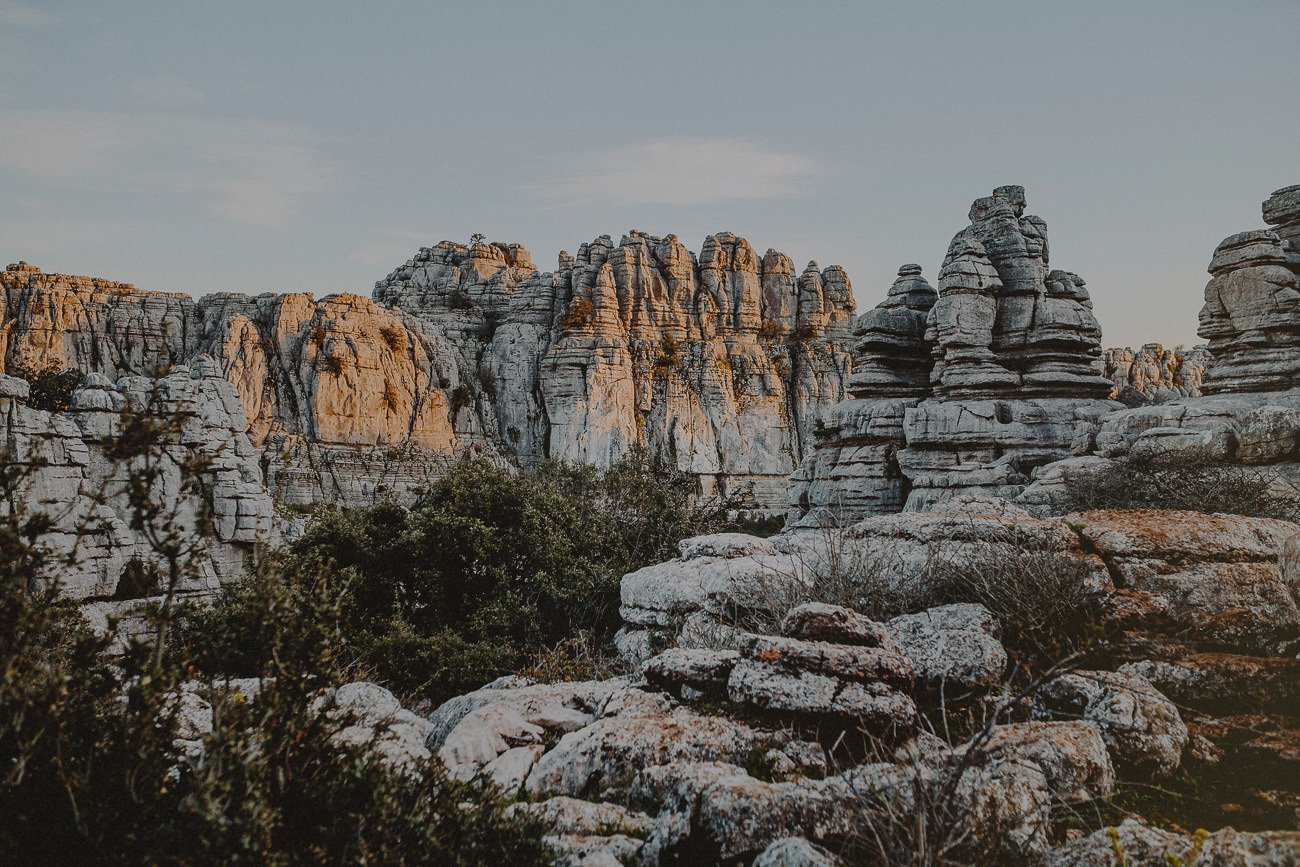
[[1062, 453, 1300, 521]]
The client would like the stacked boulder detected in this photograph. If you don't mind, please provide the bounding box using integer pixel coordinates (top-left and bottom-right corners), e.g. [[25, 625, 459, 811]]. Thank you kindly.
[[790, 186, 1122, 524], [787, 265, 935, 523]]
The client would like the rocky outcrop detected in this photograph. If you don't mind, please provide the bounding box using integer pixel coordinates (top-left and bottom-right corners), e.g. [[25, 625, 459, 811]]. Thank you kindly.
[[1103, 343, 1209, 405], [0, 360, 275, 602], [1198, 186, 1300, 395], [373, 232, 855, 507], [3, 231, 854, 512], [788, 186, 1122, 526], [613, 501, 1300, 845], [787, 265, 935, 523]]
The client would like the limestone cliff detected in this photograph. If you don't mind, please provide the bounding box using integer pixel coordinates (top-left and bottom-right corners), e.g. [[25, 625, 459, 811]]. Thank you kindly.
[[373, 232, 854, 505], [3, 228, 856, 511], [0, 359, 275, 601]]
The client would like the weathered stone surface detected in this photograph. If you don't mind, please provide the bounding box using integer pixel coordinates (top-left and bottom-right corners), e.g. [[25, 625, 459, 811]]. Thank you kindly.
[[0, 362, 275, 601], [1034, 670, 1188, 778], [372, 233, 855, 511], [3, 234, 856, 515], [641, 648, 738, 693], [1119, 652, 1300, 713], [886, 603, 1007, 691], [1070, 509, 1300, 651], [522, 705, 810, 799], [780, 602, 893, 646], [975, 721, 1116, 804], [1104, 343, 1209, 405], [788, 187, 1121, 525], [751, 837, 840, 867], [1197, 187, 1300, 395], [1043, 818, 1300, 866]]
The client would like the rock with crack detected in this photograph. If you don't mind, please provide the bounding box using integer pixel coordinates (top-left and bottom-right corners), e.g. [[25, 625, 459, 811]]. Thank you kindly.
[[1033, 670, 1188, 779], [522, 704, 823, 800], [884, 603, 1007, 692]]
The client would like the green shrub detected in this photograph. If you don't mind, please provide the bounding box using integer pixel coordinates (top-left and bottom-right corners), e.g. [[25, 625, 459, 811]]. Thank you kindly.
[[0, 417, 551, 864], [184, 448, 737, 702], [11, 364, 85, 412]]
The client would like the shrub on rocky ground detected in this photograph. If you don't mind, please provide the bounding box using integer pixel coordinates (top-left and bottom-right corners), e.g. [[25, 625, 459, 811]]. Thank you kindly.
[[182, 447, 738, 703], [1062, 453, 1300, 520], [1, 435, 551, 865]]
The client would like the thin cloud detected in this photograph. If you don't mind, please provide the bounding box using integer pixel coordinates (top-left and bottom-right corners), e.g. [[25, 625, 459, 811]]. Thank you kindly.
[[0, 0, 58, 28], [0, 109, 336, 228], [531, 137, 816, 206], [132, 76, 205, 109]]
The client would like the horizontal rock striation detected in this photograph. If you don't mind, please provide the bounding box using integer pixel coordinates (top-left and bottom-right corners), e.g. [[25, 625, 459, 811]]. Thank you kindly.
[[790, 186, 1122, 525], [1198, 186, 1300, 394]]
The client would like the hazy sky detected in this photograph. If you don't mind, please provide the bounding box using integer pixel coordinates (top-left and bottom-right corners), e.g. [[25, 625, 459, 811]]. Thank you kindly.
[[3, 1, 1298, 347]]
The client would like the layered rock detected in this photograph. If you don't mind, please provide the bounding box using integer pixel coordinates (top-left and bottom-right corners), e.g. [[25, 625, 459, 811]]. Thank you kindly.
[[3, 229, 854, 512], [789, 186, 1121, 524], [610, 500, 1300, 847], [787, 265, 935, 524], [1198, 186, 1300, 394], [374, 232, 855, 507], [0, 359, 275, 603], [1103, 343, 1209, 405]]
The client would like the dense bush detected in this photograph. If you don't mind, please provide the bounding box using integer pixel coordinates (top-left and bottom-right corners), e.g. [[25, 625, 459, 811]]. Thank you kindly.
[[181, 448, 739, 702], [11, 363, 85, 412], [0, 431, 550, 864], [1062, 453, 1300, 521]]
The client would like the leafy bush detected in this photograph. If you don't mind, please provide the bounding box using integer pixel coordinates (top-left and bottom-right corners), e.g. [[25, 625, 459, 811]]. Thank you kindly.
[[0, 418, 550, 864], [183, 448, 738, 702], [11, 363, 85, 412], [1061, 453, 1300, 521]]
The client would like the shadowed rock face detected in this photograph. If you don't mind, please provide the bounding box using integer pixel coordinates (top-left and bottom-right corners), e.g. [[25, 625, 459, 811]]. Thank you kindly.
[[1198, 186, 1300, 394], [789, 187, 1121, 525], [2, 229, 855, 510]]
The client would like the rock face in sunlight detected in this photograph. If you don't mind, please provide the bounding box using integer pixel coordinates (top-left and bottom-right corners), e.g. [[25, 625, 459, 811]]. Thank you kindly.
[[1, 230, 855, 511], [789, 186, 1123, 525], [373, 232, 855, 508], [1103, 343, 1209, 405]]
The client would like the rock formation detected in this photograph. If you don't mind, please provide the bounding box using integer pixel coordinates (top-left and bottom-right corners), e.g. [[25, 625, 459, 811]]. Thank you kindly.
[[1198, 185, 1300, 394], [0, 359, 275, 606], [1103, 343, 1209, 405], [2, 230, 855, 512], [787, 265, 935, 521], [1017, 185, 1300, 499], [790, 186, 1122, 525], [373, 232, 854, 506]]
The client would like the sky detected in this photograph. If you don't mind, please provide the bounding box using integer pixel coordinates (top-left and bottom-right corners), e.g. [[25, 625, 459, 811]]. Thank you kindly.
[[2, 0, 1298, 348]]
